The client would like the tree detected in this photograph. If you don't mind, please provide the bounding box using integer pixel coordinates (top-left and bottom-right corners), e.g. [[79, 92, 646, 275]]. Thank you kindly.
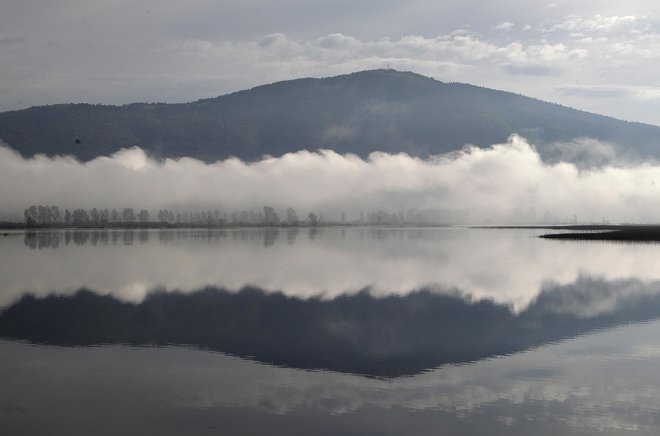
[[24, 206, 37, 227], [286, 207, 299, 226], [111, 209, 119, 223], [122, 208, 135, 223], [137, 209, 150, 223], [49, 206, 60, 224], [90, 208, 100, 225], [72, 208, 90, 226], [262, 206, 280, 225], [99, 208, 109, 225], [307, 212, 318, 226], [37, 205, 49, 224]]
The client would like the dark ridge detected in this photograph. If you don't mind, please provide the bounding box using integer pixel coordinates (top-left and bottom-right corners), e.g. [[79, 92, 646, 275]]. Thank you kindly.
[[1, 69, 659, 162], [541, 228, 660, 241]]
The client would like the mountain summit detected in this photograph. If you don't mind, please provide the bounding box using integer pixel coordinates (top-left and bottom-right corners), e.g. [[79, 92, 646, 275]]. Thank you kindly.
[[1, 69, 659, 162]]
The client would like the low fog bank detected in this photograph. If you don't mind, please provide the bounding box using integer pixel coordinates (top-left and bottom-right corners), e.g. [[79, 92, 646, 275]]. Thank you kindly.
[[1, 135, 660, 224]]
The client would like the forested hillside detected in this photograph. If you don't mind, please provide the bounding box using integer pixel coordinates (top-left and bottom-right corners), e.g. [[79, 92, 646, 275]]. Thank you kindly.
[[1, 69, 659, 162]]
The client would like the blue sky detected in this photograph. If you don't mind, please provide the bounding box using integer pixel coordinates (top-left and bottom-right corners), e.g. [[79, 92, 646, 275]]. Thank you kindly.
[[2, 0, 660, 124]]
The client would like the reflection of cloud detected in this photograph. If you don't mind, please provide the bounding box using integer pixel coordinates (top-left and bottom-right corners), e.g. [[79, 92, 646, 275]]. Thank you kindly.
[[135, 318, 660, 431], [533, 276, 660, 318], [5, 228, 660, 314], [4, 318, 660, 433]]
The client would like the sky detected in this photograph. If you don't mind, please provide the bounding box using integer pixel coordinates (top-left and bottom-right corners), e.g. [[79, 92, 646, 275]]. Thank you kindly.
[[2, 0, 660, 125]]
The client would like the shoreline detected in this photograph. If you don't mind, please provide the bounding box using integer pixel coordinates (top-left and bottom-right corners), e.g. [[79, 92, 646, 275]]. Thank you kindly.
[[540, 229, 660, 242], [477, 224, 660, 241]]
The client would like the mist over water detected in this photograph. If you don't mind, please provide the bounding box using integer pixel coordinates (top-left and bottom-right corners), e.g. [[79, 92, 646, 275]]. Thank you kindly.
[[3, 225, 660, 434], [2, 135, 660, 223], [4, 227, 660, 315]]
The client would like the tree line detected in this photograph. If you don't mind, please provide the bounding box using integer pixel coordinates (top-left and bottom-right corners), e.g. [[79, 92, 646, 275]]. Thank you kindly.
[[23, 204, 465, 228], [22, 205, 327, 228], [24, 205, 152, 227]]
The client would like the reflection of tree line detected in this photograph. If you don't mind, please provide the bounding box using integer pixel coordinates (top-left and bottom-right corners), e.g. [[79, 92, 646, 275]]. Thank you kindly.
[[2, 278, 660, 377], [22, 228, 328, 249], [22, 204, 464, 228], [24, 229, 149, 249], [22, 227, 449, 249]]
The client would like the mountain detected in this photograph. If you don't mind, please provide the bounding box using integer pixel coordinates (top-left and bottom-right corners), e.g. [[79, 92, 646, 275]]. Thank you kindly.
[[1, 69, 659, 162]]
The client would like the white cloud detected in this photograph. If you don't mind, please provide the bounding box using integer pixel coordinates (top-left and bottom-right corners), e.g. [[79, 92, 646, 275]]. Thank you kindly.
[[549, 14, 643, 33], [3, 135, 660, 225], [556, 84, 660, 100], [495, 22, 515, 31], [611, 42, 654, 58], [315, 33, 361, 50]]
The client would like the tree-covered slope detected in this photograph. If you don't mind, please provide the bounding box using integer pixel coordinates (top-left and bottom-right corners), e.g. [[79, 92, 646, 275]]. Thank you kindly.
[[1, 69, 659, 162]]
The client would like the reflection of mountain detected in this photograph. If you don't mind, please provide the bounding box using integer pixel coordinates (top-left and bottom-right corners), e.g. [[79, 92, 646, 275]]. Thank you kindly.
[[2, 278, 660, 377]]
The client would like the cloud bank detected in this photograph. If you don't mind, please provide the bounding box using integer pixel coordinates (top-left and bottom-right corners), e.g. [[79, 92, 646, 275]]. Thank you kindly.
[[1, 135, 660, 223]]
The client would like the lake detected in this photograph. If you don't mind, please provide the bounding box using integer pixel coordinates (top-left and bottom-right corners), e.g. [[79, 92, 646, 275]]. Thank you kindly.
[[2, 227, 660, 435]]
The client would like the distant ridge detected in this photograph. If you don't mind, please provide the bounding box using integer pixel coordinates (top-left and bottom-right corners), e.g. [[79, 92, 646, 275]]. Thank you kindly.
[[1, 69, 659, 162]]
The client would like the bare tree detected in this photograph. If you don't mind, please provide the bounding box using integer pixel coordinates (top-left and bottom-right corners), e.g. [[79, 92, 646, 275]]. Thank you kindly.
[[262, 206, 280, 225], [286, 207, 299, 226], [137, 209, 150, 223], [122, 208, 135, 223]]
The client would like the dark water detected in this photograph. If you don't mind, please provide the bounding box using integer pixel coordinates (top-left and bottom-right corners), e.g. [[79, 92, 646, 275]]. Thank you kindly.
[[2, 227, 660, 434]]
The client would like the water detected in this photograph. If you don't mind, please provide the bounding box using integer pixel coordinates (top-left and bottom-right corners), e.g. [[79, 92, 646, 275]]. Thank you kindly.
[[2, 227, 660, 434]]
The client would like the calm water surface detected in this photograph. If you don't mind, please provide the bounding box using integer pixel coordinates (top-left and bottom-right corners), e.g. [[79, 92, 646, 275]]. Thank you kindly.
[[2, 227, 660, 435]]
